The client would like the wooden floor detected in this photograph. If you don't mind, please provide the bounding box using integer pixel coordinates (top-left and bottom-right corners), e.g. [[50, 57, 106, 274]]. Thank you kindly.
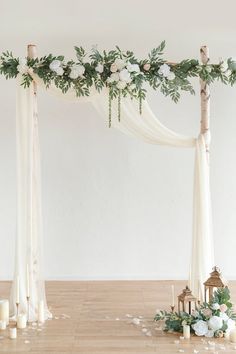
[[0, 281, 236, 353]]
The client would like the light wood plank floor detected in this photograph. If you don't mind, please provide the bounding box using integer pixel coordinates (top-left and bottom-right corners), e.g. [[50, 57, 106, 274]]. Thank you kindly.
[[0, 281, 236, 353]]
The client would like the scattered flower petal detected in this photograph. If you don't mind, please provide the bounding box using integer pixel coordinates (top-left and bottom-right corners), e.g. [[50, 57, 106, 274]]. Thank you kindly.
[[131, 318, 140, 325], [126, 314, 132, 318]]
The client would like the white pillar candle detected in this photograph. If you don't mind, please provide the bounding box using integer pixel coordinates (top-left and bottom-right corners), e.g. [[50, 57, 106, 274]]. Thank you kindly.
[[0, 320, 6, 330], [16, 275, 20, 304], [183, 324, 190, 339], [0, 299, 9, 325], [171, 285, 175, 306], [17, 314, 27, 329], [38, 300, 45, 323], [26, 264, 30, 298], [230, 329, 236, 343], [9, 327, 17, 339]]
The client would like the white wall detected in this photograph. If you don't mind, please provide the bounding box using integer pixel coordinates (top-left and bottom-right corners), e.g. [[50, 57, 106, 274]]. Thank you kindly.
[[1, 0, 236, 280]]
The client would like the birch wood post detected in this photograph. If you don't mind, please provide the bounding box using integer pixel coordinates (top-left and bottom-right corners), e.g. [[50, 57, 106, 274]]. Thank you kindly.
[[27, 44, 37, 94], [200, 46, 210, 160]]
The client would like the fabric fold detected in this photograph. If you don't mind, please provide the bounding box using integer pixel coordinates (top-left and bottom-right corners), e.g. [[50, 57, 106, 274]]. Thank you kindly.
[[11, 76, 214, 317]]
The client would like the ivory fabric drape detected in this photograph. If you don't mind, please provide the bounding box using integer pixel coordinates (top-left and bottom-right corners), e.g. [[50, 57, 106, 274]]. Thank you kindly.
[[10, 74, 214, 319], [10, 77, 51, 320]]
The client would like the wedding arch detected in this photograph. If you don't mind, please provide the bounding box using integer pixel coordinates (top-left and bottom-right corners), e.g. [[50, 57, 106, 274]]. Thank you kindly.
[[1, 42, 234, 321]]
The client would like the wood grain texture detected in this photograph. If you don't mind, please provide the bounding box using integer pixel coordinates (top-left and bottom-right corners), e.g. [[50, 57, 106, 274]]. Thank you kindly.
[[0, 280, 236, 353]]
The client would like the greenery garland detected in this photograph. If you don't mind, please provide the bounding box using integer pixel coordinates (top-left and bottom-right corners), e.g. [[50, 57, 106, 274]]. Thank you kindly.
[[1, 41, 236, 124], [154, 287, 236, 338]]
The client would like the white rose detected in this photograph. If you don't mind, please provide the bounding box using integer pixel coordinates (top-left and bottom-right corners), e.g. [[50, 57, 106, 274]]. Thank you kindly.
[[110, 63, 118, 73], [208, 316, 223, 331], [167, 72, 175, 81], [55, 67, 64, 76], [212, 303, 220, 310], [220, 312, 229, 321], [69, 66, 80, 79], [158, 63, 171, 78], [192, 320, 208, 336], [119, 69, 131, 82], [17, 64, 28, 74], [96, 63, 104, 73], [114, 58, 126, 70], [49, 60, 62, 71], [109, 73, 120, 82], [226, 318, 235, 333], [126, 62, 140, 73], [76, 65, 85, 77], [116, 81, 127, 90]]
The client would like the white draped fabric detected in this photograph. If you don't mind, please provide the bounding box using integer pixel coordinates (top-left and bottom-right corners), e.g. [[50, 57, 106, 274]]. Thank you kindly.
[[10, 77, 51, 320], [10, 74, 214, 319]]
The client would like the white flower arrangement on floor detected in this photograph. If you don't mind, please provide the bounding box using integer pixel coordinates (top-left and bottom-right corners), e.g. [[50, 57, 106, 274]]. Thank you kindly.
[[154, 287, 236, 338]]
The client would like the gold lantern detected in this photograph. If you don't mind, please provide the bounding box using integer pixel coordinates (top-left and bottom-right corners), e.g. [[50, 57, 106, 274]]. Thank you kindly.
[[178, 286, 197, 314], [204, 266, 226, 302]]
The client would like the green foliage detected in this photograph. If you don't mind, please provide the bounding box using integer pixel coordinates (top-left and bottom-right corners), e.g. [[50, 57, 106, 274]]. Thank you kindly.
[[154, 287, 236, 337], [1, 42, 236, 107]]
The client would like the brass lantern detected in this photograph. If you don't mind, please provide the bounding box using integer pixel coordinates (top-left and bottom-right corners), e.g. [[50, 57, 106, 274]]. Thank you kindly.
[[204, 266, 226, 302], [178, 286, 197, 314]]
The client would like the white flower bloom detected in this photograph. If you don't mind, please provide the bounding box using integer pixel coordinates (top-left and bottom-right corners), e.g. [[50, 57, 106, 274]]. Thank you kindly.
[[109, 73, 120, 82], [167, 72, 175, 80], [158, 63, 171, 77], [126, 62, 140, 73], [226, 318, 235, 333], [17, 64, 28, 74], [96, 63, 104, 73], [212, 303, 220, 310], [114, 58, 126, 70], [55, 67, 64, 76], [76, 65, 85, 77], [49, 60, 62, 71], [220, 312, 229, 321], [110, 63, 118, 73], [116, 80, 127, 90], [192, 320, 208, 336], [69, 66, 80, 79], [205, 330, 214, 337], [119, 69, 131, 82], [208, 316, 223, 331]]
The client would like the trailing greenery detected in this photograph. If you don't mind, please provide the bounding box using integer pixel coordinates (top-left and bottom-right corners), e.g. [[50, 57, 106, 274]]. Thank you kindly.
[[1, 42, 236, 124], [154, 287, 236, 338]]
